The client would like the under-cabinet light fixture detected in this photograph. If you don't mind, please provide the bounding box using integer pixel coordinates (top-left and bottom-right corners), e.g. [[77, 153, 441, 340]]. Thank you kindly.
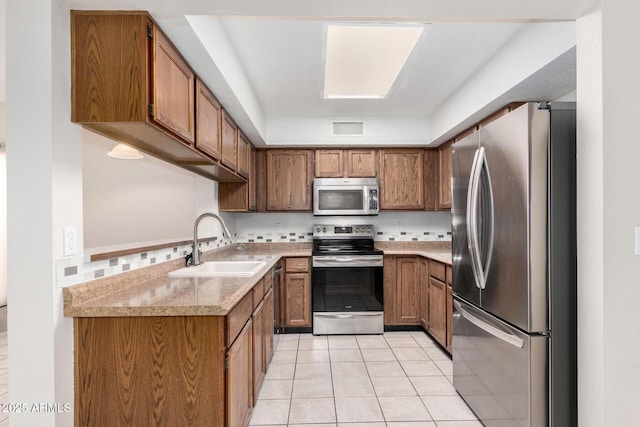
[[323, 24, 426, 99], [107, 143, 144, 160]]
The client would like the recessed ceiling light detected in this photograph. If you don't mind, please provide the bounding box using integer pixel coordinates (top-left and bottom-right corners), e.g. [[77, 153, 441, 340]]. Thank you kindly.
[[323, 24, 426, 99]]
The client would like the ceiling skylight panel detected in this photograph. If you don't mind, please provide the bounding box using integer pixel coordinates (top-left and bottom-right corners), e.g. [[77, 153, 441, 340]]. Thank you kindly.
[[324, 24, 425, 99]]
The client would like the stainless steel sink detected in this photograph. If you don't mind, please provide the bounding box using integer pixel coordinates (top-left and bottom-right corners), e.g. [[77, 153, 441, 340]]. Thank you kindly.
[[168, 261, 267, 278]]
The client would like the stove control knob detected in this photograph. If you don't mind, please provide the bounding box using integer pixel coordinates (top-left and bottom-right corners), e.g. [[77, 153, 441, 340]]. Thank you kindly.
[[322, 227, 327, 233], [316, 227, 321, 233]]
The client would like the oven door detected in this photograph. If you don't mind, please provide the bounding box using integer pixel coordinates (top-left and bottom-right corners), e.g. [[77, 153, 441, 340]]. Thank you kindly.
[[314, 185, 369, 215], [312, 256, 383, 334]]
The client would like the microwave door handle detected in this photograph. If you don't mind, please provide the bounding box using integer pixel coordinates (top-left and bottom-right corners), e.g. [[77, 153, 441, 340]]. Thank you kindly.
[[364, 187, 369, 213]]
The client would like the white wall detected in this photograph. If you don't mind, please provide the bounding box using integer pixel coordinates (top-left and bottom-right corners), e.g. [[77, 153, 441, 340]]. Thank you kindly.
[[6, 0, 77, 424], [0, 102, 5, 306], [598, 2, 640, 424], [576, 9, 604, 426], [82, 130, 199, 251]]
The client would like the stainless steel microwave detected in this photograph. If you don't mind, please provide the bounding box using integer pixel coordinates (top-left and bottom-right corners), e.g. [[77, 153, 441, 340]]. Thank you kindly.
[[313, 178, 379, 216]]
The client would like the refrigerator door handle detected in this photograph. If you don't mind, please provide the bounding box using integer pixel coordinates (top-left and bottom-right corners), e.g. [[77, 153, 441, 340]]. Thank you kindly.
[[454, 300, 524, 348], [466, 148, 482, 289], [466, 147, 495, 291]]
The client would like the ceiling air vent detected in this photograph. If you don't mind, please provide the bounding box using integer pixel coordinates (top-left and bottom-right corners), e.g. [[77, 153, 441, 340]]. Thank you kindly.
[[332, 121, 364, 137]]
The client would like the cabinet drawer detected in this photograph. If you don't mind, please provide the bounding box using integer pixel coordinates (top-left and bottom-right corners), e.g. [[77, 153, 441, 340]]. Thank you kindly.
[[429, 260, 446, 282], [252, 277, 265, 309], [286, 257, 309, 273], [263, 271, 273, 293], [227, 292, 253, 346], [446, 265, 452, 285]]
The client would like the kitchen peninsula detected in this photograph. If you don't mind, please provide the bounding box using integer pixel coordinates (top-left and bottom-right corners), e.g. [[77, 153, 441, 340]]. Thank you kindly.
[[64, 241, 451, 427]]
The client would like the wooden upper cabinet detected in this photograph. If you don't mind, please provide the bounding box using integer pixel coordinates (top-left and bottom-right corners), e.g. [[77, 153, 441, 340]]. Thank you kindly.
[[315, 150, 344, 177], [221, 110, 238, 170], [237, 131, 251, 178], [438, 143, 452, 210], [71, 12, 243, 182], [266, 150, 314, 211], [424, 149, 439, 211], [379, 149, 425, 210], [315, 149, 377, 178], [195, 79, 222, 160], [151, 26, 195, 143], [346, 149, 377, 177]]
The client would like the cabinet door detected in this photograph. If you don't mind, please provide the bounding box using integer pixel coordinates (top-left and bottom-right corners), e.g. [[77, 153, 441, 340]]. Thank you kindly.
[[226, 319, 253, 427], [424, 149, 439, 211], [446, 265, 453, 353], [152, 26, 195, 143], [315, 150, 344, 177], [395, 257, 422, 325], [252, 300, 265, 405], [420, 258, 429, 329], [346, 149, 377, 177], [248, 147, 257, 211], [284, 273, 311, 327], [263, 288, 274, 365], [379, 149, 425, 210], [195, 80, 222, 159], [237, 131, 251, 178], [428, 276, 447, 347], [266, 150, 313, 211], [439, 143, 452, 209], [221, 110, 238, 170]]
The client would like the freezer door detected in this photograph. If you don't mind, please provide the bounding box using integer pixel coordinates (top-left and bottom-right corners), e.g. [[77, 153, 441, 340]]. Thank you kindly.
[[451, 131, 480, 306], [479, 103, 550, 332], [453, 297, 548, 427]]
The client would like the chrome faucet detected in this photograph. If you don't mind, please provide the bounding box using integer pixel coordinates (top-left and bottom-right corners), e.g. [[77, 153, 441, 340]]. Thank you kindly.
[[191, 212, 232, 266]]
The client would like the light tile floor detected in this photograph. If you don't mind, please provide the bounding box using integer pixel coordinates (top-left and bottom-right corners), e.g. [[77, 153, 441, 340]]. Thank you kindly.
[[250, 331, 481, 427], [0, 330, 8, 427]]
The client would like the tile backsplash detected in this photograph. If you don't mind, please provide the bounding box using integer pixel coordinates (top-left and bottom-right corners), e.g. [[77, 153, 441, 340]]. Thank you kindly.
[[58, 211, 452, 288], [56, 236, 235, 288], [235, 212, 452, 243]]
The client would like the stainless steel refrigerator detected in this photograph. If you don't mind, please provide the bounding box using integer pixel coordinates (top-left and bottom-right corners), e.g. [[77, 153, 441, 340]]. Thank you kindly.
[[451, 102, 577, 427]]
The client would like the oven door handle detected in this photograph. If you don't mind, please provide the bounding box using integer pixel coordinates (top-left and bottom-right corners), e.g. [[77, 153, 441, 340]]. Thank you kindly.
[[314, 313, 383, 319], [312, 256, 383, 267]]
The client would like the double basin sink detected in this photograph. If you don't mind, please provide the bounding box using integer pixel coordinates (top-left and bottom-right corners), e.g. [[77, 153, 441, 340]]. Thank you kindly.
[[168, 261, 267, 278]]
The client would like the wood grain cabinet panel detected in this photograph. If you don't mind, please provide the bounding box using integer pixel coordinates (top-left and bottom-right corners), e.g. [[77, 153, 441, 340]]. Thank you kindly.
[[252, 299, 265, 405], [424, 149, 439, 211], [315, 150, 344, 177], [315, 149, 377, 178], [379, 149, 425, 210], [70, 11, 243, 182], [446, 265, 453, 353], [152, 27, 195, 143], [263, 288, 274, 365], [438, 143, 452, 210], [383, 256, 423, 326], [227, 319, 253, 427], [266, 150, 313, 211], [346, 149, 377, 177], [428, 260, 448, 347], [195, 79, 222, 160], [237, 131, 251, 178], [74, 316, 226, 427], [221, 110, 238, 170], [420, 258, 429, 329], [284, 273, 311, 328]]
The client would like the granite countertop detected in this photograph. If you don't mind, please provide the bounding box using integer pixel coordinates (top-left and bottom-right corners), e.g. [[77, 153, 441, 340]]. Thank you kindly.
[[375, 242, 452, 265], [64, 244, 311, 318], [64, 241, 451, 319]]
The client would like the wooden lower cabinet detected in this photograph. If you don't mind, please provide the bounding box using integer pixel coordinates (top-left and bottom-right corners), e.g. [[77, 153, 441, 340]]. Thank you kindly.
[[74, 316, 226, 426], [74, 271, 276, 427], [384, 256, 424, 325], [252, 299, 265, 405], [446, 265, 453, 353], [427, 260, 449, 349], [284, 257, 311, 328], [227, 318, 253, 427], [420, 258, 429, 329]]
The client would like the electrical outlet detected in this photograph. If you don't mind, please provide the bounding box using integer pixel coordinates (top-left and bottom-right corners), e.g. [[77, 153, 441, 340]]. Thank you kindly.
[[275, 223, 281, 234], [63, 226, 78, 256]]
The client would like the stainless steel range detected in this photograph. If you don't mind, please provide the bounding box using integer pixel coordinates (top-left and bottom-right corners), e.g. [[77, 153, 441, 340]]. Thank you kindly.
[[312, 224, 384, 335]]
